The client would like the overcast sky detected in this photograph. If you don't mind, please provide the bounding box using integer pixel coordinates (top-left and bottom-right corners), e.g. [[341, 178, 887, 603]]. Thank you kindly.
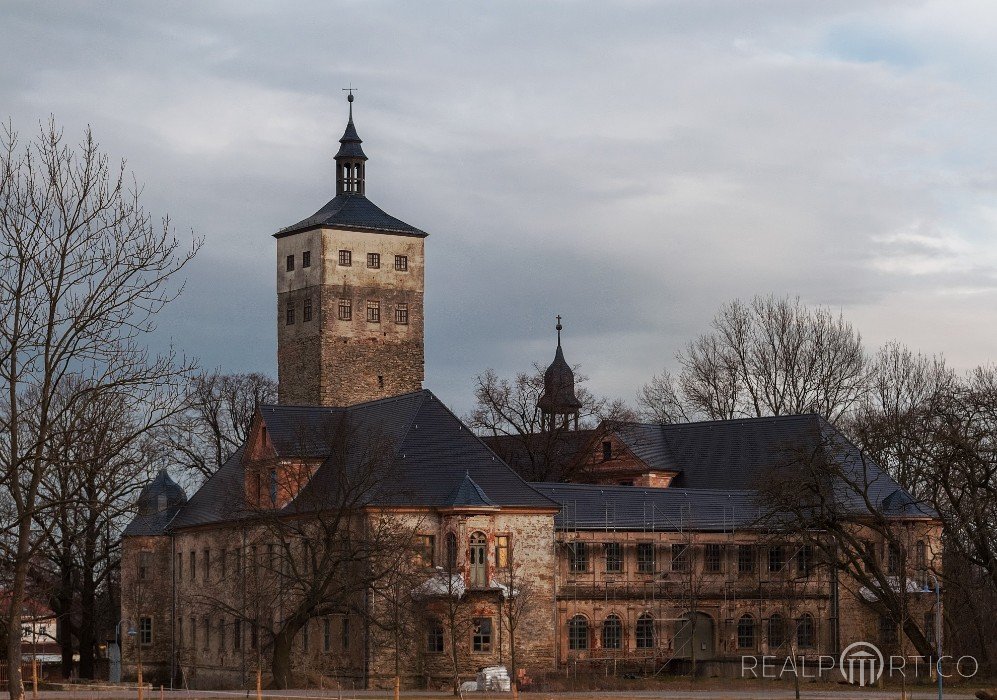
[[3, 1, 997, 416]]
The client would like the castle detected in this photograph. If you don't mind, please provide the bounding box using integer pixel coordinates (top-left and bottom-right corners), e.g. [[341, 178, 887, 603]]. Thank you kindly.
[[120, 97, 942, 690]]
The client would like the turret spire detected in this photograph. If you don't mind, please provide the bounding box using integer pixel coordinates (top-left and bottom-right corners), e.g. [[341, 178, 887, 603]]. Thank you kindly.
[[335, 90, 367, 196], [538, 314, 582, 431]]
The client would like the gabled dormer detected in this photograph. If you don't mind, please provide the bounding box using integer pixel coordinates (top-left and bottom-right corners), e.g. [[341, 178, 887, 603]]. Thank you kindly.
[[242, 409, 323, 510]]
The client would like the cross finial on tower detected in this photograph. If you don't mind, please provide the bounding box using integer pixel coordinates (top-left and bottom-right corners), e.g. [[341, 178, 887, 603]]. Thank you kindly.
[[342, 84, 357, 120], [556, 314, 563, 346]]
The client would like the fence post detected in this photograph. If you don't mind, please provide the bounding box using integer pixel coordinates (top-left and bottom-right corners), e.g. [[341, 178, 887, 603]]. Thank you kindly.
[[255, 667, 262, 700]]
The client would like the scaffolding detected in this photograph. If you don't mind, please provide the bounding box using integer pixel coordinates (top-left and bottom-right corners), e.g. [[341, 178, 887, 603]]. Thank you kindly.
[[556, 489, 831, 679]]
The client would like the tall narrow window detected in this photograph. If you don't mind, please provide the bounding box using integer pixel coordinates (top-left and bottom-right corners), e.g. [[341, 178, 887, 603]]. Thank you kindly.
[[879, 615, 898, 645], [637, 543, 655, 573], [469, 532, 487, 587], [303, 298, 312, 322], [302, 251, 311, 268], [797, 545, 814, 577], [472, 618, 492, 652], [604, 542, 622, 573], [426, 618, 444, 653], [797, 613, 815, 648], [495, 535, 509, 569], [602, 615, 622, 649], [341, 616, 350, 650], [636, 613, 654, 649], [139, 617, 153, 646], [323, 618, 331, 652], [394, 303, 409, 325], [176, 552, 182, 580], [366, 300, 380, 323], [203, 616, 210, 649], [916, 540, 927, 589], [203, 549, 210, 582], [269, 469, 278, 504], [367, 252, 380, 269], [738, 544, 755, 574], [768, 614, 785, 648], [190, 551, 196, 581], [138, 551, 151, 581], [218, 618, 226, 651], [671, 544, 689, 572], [394, 255, 408, 271], [445, 533, 458, 571], [737, 615, 756, 649], [286, 300, 295, 325], [338, 250, 352, 266], [301, 619, 309, 653], [568, 542, 589, 573], [286, 254, 295, 271], [768, 545, 785, 573], [888, 543, 902, 576], [338, 299, 352, 321], [234, 620, 241, 650], [602, 441, 612, 461], [705, 543, 722, 573], [416, 535, 435, 567], [567, 615, 588, 650]]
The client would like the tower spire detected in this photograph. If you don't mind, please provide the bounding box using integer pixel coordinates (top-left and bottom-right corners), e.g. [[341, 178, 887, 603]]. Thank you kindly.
[[335, 89, 367, 196], [556, 314, 562, 347], [538, 314, 582, 431]]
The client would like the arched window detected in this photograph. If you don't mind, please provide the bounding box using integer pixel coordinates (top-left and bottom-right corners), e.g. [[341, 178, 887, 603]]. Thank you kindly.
[[601, 615, 622, 650], [445, 532, 457, 571], [737, 614, 755, 649], [567, 615, 588, 650], [469, 532, 487, 587], [797, 613, 815, 649], [636, 613, 655, 649], [767, 613, 785, 649]]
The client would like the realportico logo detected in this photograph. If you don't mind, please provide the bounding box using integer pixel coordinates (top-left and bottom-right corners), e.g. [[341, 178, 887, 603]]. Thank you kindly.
[[741, 642, 979, 685], [839, 641, 884, 687]]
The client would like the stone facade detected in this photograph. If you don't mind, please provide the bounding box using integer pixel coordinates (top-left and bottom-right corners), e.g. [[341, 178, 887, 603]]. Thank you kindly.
[[276, 227, 425, 407]]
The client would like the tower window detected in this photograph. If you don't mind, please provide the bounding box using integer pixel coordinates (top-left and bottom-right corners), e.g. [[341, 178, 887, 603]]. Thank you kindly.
[[338, 299, 352, 321], [394, 255, 408, 271], [394, 303, 408, 325], [338, 250, 352, 266], [302, 251, 310, 268], [285, 300, 295, 325], [303, 298, 312, 322], [286, 254, 295, 271], [367, 252, 380, 269], [366, 301, 380, 323]]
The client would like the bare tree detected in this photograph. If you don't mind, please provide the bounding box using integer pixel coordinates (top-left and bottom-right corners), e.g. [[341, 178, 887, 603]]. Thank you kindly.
[[166, 371, 276, 484], [0, 119, 199, 699], [193, 412, 421, 689], [469, 366, 633, 481], [639, 295, 869, 424]]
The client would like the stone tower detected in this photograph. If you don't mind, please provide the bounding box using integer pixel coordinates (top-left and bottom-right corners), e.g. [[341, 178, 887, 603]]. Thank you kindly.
[[538, 315, 582, 430], [275, 94, 428, 406]]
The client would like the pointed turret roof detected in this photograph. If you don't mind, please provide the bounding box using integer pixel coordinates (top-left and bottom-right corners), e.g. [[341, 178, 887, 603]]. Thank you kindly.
[[538, 316, 582, 414], [446, 471, 497, 508], [335, 94, 367, 160]]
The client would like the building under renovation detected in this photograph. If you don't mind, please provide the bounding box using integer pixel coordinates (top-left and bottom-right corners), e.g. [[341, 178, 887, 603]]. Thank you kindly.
[[120, 97, 943, 689]]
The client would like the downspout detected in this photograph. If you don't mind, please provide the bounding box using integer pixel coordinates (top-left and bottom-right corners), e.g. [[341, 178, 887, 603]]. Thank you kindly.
[[171, 532, 177, 689]]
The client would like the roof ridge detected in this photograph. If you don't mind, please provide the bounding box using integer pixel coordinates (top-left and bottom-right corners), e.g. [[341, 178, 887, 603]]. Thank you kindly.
[[625, 413, 822, 430], [261, 389, 429, 413]]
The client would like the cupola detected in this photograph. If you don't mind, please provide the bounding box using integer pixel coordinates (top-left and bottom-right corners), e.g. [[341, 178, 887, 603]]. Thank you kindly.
[[538, 315, 582, 431]]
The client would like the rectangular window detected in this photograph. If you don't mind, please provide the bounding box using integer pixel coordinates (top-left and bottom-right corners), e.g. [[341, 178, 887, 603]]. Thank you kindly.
[[738, 544, 755, 574], [366, 300, 380, 323], [341, 616, 350, 650], [394, 303, 409, 325], [323, 618, 331, 652], [138, 551, 152, 581], [602, 441, 612, 461], [338, 298, 352, 321], [671, 544, 690, 572], [416, 534, 435, 567], [367, 252, 380, 268], [567, 542, 589, 573], [301, 619, 309, 653], [888, 543, 902, 576], [705, 543, 723, 573], [190, 551, 196, 581], [286, 254, 295, 272], [338, 249, 352, 266], [768, 545, 785, 573], [472, 617, 492, 653], [426, 619, 444, 653], [176, 552, 182, 580], [863, 541, 877, 572], [190, 616, 196, 649], [234, 620, 242, 651], [495, 535, 509, 569], [604, 542, 622, 573], [220, 549, 226, 580], [139, 617, 153, 646], [879, 615, 898, 645], [394, 255, 408, 271], [203, 616, 210, 650], [203, 549, 210, 583], [302, 251, 311, 268], [303, 297, 312, 322], [637, 543, 655, 573], [218, 618, 225, 651], [286, 300, 295, 325]]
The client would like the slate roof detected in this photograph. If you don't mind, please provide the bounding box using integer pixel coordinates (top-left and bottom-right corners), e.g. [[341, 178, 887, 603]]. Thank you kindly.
[[122, 469, 188, 536], [483, 430, 595, 481], [275, 194, 428, 238], [535, 482, 761, 531], [538, 344, 582, 413], [163, 390, 557, 531], [335, 116, 367, 160]]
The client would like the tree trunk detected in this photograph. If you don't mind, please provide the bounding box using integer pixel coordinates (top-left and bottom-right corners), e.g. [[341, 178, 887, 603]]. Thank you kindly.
[[7, 518, 32, 700], [270, 625, 295, 689], [78, 542, 98, 678]]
